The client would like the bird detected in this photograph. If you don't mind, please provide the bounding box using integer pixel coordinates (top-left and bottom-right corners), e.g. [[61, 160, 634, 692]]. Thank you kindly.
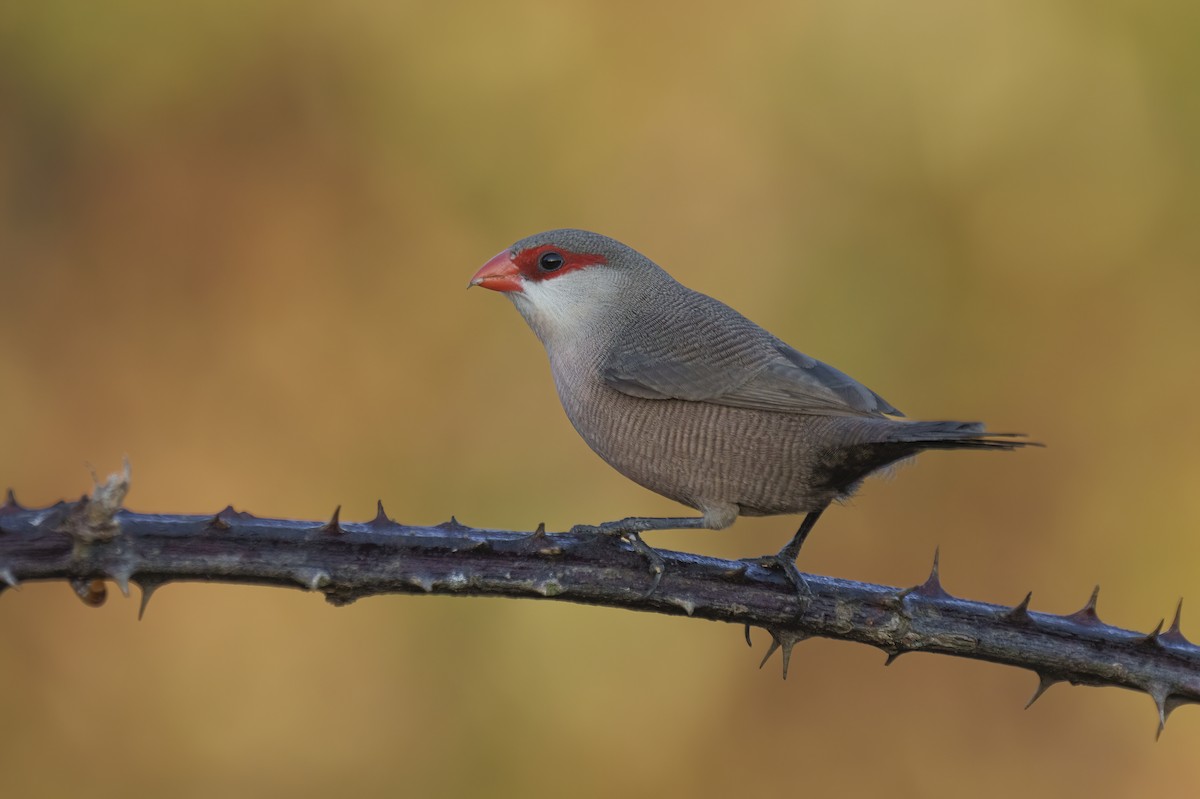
[[469, 228, 1034, 595]]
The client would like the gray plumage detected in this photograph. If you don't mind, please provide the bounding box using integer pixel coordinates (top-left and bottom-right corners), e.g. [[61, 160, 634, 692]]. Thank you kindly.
[[475, 229, 1029, 536]]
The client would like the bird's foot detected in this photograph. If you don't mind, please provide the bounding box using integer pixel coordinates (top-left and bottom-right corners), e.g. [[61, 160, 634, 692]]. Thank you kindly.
[[617, 531, 666, 598], [740, 552, 812, 613], [570, 521, 666, 598]]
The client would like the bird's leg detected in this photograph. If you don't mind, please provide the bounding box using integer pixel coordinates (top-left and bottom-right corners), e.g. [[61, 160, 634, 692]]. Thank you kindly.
[[778, 507, 825, 563], [569, 516, 708, 598], [573, 516, 710, 536], [744, 506, 829, 605]]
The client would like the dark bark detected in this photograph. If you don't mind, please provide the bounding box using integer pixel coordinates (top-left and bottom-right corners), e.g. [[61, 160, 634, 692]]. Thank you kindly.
[[1, 478, 1196, 737]]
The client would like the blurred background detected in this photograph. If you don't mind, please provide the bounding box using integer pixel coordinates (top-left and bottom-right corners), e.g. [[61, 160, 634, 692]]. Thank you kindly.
[[2, 0, 1198, 795]]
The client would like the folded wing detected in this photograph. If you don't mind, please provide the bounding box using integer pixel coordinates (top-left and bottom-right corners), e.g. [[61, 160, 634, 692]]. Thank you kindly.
[[601, 289, 902, 418]]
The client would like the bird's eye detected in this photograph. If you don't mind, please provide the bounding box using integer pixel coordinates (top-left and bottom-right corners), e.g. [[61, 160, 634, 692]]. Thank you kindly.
[[538, 252, 565, 272]]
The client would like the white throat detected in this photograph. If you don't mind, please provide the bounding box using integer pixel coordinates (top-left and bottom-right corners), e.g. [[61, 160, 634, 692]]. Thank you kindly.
[[508, 268, 630, 350]]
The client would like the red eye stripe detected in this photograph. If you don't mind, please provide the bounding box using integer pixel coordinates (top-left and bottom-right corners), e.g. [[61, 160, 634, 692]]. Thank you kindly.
[[513, 244, 607, 281]]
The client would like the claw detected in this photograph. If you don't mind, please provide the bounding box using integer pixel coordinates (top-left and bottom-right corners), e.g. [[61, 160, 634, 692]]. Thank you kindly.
[[623, 532, 665, 598], [573, 523, 667, 598], [740, 553, 812, 614]]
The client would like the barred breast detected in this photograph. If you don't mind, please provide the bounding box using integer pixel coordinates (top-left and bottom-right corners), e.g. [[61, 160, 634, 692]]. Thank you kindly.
[[552, 360, 880, 518]]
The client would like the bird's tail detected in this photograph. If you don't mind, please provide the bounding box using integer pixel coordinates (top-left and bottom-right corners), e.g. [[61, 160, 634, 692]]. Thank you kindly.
[[888, 420, 1039, 451], [812, 418, 1039, 501]]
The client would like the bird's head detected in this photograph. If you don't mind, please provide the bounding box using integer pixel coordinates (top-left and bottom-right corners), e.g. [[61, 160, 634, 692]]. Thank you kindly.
[[470, 229, 664, 345]]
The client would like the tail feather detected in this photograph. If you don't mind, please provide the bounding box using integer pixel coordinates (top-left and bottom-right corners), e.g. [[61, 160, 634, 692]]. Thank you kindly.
[[890, 421, 1041, 452], [812, 419, 1039, 498]]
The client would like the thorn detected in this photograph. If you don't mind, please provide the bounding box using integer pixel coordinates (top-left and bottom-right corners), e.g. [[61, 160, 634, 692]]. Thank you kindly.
[[38, 500, 70, 530], [1134, 619, 1165, 649], [134, 578, 163, 620], [520, 523, 563, 554], [1065, 585, 1102, 626], [1004, 591, 1034, 624], [758, 637, 781, 670], [667, 596, 696, 616], [71, 577, 107, 608], [110, 569, 131, 598], [1025, 673, 1062, 709], [884, 649, 905, 666], [757, 629, 810, 679], [1161, 599, 1191, 647], [215, 505, 255, 523], [1, 488, 22, 513], [532, 578, 564, 597], [208, 506, 253, 532], [906, 547, 950, 600], [297, 569, 331, 591], [0, 567, 18, 590], [744, 624, 753, 647], [726, 561, 751, 579], [1161, 694, 1199, 740], [320, 506, 344, 536], [1149, 685, 1170, 740], [369, 500, 393, 528], [777, 633, 807, 680], [438, 516, 467, 531]]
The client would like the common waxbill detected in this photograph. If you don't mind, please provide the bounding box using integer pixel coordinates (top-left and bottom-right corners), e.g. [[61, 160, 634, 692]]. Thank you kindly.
[[470, 229, 1032, 591]]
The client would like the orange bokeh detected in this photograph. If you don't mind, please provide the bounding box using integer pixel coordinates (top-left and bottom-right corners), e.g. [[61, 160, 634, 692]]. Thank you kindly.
[[2, 2, 1198, 796]]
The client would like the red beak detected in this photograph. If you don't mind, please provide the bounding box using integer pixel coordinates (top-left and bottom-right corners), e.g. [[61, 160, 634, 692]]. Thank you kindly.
[[470, 249, 523, 293]]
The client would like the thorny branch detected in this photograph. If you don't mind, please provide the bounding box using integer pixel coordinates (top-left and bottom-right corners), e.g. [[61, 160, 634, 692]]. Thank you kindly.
[[1, 469, 1197, 737]]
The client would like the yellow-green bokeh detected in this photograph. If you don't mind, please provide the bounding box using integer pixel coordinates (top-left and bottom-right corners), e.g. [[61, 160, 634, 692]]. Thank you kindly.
[[2, 1, 1198, 796]]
